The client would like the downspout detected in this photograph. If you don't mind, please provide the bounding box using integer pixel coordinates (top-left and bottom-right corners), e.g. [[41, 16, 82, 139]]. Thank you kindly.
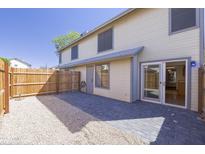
[[199, 9, 205, 113], [130, 55, 138, 102], [199, 8, 204, 67]]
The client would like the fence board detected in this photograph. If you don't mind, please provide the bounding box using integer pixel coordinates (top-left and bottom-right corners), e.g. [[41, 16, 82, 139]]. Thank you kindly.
[[10, 68, 80, 98], [0, 59, 5, 115], [4, 63, 9, 113], [198, 67, 205, 113], [0, 59, 9, 115]]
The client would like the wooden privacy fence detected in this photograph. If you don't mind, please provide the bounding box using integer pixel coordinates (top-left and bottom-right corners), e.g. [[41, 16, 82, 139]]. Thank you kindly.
[[0, 66, 80, 115], [0, 59, 9, 115], [10, 68, 80, 98]]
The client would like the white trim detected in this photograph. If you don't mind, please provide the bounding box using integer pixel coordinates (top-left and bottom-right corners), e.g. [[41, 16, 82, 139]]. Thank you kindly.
[[141, 98, 161, 104], [163, 102, 187, 109], [141, 62, 162, 104], [162, 61, 166, 104]]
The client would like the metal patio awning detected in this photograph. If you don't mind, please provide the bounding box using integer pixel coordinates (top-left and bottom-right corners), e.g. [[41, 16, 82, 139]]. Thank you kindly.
[[59, 46, 144, 69]]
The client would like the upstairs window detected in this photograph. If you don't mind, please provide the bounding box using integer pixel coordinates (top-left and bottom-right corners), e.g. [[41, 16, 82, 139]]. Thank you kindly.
[[98, 28, 113, 52], [170, 8, 197, 33], [71, 45, 78, 60]]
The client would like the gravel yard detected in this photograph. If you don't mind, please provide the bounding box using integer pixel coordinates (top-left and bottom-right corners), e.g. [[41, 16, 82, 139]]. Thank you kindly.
[[1, 92, 205, 145], [0, 93, 144, 145]]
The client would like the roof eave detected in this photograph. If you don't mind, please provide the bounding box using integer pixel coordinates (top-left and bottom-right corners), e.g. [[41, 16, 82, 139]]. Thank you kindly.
[[57, 8, 136, 53], [10, 58, 32, 67]]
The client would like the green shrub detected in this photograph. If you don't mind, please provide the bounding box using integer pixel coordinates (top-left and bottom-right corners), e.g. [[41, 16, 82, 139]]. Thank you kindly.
[[0, 57, 10, 65]]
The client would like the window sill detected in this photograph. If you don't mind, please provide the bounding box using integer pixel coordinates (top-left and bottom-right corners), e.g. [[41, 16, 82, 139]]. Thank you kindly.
[[169, 25, 199, 35], [71, 58, 79, 61], [95, 86, 110, 90], [97, 48, 113, 54]]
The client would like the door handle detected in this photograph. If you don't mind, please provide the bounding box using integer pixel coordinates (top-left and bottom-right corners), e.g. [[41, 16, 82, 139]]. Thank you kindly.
[[160, 81, 166, 86]]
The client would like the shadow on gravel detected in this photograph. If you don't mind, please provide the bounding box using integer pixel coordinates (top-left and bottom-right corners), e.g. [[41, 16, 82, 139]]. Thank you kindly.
[[37, 92, 205, 145]]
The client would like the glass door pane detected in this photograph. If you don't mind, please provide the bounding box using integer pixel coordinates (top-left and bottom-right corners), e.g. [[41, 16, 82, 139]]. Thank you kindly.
[[143, 64, 160, 101], [165, 61, 186, 106]]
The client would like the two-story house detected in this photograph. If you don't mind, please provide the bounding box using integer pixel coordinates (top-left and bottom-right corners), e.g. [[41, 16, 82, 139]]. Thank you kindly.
[[58, 8, 204, 112]]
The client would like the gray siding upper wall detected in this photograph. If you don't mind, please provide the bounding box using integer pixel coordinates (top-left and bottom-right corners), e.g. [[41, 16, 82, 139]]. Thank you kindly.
[[61, 9, 200, 65]]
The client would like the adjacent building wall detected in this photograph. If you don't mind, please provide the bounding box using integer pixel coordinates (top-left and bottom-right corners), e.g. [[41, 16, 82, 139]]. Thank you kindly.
[[10, 60, 31, 68]]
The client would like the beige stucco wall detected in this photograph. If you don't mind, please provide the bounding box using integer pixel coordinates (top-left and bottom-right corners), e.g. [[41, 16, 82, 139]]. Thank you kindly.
[[114, 9, 199, 60], [61, 48, 71, 65], [94, 58, 131, 102], [61, 8, 200, 111]]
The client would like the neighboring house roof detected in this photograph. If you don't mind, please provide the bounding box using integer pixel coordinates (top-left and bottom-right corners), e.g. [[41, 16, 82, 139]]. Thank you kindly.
[[58, 8, 136, 52], [10, 58, 32, 67], [59, 46, 144, 68]]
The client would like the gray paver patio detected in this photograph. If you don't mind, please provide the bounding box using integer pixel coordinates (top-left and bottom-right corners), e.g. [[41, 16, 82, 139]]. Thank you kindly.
[[52, 92, 205, 144], [1, 92, 205, 144]]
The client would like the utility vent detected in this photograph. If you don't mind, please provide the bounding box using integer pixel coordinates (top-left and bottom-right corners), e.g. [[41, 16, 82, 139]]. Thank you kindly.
[[80, 30, 89, 37]]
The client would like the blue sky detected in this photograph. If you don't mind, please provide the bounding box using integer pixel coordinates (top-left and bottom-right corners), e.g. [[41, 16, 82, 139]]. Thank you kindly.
[[0, 8, 126, 68]]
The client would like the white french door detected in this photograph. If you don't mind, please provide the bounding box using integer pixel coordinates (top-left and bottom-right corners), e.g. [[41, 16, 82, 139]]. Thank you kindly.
[[141, 62, 163, 104], [141, 60, 187, 108]]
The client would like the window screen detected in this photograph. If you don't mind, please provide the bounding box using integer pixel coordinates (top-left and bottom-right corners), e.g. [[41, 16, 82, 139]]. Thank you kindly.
[[95, 64, 109, 88], [171, 8, 196, 33], [71, 45, 78, 60], [98, 28, 113, 52]]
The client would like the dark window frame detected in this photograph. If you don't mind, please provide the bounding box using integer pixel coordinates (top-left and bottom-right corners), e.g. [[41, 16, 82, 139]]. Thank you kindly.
[[71, 45, 78, 60], [59, 53, 62, 64], [169, 8, 199, 35], [97, 28, 113, 52], [95, 63, 110, 89]]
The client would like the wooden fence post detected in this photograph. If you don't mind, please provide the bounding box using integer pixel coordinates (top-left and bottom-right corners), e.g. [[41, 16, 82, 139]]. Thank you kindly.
[[56, 70, 59, 94], [71, 71, 74, 91], [78, 72, 81, 91], [4, 62, 9, 114]]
